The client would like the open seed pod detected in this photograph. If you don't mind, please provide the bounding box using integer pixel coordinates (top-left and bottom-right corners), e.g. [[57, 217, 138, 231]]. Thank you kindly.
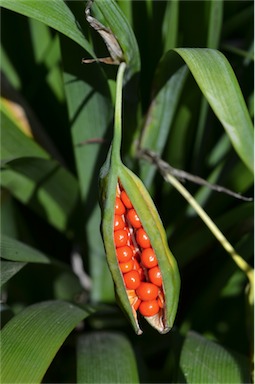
[[99, 63, 180, 334]]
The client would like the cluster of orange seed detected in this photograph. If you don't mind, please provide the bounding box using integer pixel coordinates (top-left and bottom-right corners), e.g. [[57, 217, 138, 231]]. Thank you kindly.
[[113, 183, 164, 317]]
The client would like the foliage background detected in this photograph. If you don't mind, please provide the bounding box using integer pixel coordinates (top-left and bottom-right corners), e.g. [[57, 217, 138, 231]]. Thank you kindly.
[[1, 0, 253, 383]]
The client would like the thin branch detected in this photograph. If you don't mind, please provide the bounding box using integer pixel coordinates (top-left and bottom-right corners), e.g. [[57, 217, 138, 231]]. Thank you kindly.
[[139, 148, 253, 202]]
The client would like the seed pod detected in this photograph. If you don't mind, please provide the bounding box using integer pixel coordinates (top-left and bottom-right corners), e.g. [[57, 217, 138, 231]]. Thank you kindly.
[[99, 63, 180, 334]]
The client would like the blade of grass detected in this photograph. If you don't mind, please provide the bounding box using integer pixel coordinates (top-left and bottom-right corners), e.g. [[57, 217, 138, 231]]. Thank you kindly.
[[116, 1, 133, 27], [174, 48, 254, 172], [1, 300, 95, 384], [1, 101, 47, 160], [0, 0, 94, 54], [1, 261, 26, 286], [77, 332, 139, 383], [1, 44, 21, 89], [28, 18, 64, 102], [206, 0, 223, 49], [0, 234, 51, 264], [193, 0, 223, 170], [178, 331, 251, 383], [1, 157, 80, 233], [139, 60, 188, 187], [1, 102, 80, 232], [0, 234, 63, 287], [162, 0, 179, 52]]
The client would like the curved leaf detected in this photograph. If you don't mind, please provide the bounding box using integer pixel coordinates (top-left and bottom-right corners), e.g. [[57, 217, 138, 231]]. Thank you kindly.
[[1, 157, 80, 232], [0, 0, 94, 55], [0, 234, 51, 263], [77, 332, 139, 383], [1, 102, 47, 160], [174, 48, 254, 172], [1, 260, 26, 286], [140, 62, 188, 187], [1, 104, 81, 232], [178, 331, 251, 383], [0, 234, 64, 287], [1, 300, 94, 384]]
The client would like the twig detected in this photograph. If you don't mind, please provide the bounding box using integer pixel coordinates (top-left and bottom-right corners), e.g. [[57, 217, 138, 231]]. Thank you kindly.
[[139, 148, 253, 202]]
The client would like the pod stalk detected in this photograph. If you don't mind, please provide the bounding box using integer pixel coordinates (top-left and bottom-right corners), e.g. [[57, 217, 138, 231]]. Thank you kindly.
[[112, 62, 127, 164]]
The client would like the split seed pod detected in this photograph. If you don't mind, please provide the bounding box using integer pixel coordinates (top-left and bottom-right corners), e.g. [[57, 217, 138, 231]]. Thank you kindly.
[[99, 63, 180, 334]]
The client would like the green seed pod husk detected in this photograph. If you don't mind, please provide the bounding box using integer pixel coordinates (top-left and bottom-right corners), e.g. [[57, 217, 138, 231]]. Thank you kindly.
[[99, 63, 180, 334]]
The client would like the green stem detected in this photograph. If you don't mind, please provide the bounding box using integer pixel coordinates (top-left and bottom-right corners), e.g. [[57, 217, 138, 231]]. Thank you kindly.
[[112, 62, 127, 163], [165, 172, 254, 289]]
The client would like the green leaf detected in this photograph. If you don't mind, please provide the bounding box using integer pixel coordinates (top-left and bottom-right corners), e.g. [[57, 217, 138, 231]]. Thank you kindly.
[[1, 234, 82, 289], [178, 331, 251, 383], [28, 17, 64, 101], [1, 104, 80, 232], [162, 0, 179, 52], [77, 332, 139, 383], [0, 234, 53, 286], [0, 234, 51, 263], [1, 102, 48, 160], [174, 48, 254, 173], [192, 0, 223, 168], [0, 0, 94, 55], [60, 34, 114, 302], [206, 0, 223, 48], [1, 300, 94, 384], [1, 260, 26, 286], [1, 157, 80, 232], [140, 60, 188, 187], [1, 44, 21, 89]]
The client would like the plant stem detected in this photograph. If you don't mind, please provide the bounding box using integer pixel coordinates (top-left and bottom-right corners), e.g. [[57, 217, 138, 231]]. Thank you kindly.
[[112, 62, 127, 163], [165, 172, 254, 287]]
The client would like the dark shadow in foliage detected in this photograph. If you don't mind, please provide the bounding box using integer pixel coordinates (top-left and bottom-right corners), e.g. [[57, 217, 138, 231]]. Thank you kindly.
[[131, 1, 166, 112], [128, 326, 185, 383]]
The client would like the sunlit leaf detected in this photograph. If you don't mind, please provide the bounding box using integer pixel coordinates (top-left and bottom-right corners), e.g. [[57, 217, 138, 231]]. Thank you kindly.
[[1, 105, 80, 232], [0, 0, 94, 54], [174, 48, 254, 172], [1, 300, 94, 384], [140, 60, 188, 187]]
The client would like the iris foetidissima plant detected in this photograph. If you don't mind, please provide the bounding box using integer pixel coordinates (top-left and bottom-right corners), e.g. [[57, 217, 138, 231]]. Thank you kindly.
[[99, 62, 180, 335]]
